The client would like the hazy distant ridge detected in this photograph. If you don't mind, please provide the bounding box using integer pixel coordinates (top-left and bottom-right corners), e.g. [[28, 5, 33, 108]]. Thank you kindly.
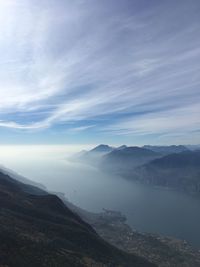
[[76, 144, 200, 195]]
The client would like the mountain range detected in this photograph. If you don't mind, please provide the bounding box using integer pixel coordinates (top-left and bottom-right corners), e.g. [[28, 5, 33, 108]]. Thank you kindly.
[[100, 146, 161, 173], [133, 150, 200, 194], [76, 144, 200, 195], [142, 145, 189, 155]]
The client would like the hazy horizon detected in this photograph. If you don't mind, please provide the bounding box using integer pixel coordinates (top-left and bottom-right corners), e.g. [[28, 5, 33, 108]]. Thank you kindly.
[[1, 144, 200, 250]]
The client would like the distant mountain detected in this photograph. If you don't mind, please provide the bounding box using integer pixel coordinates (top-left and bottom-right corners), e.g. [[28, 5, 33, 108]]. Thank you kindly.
[[0, 171, 154, 267], [77, 144, 114, 166], [75, 145, 200, 195], [100, 146, 161, 174], [186, 144, 200, 151], [143, 145, 189, 155], [90, 144, 114, 153], [116, 145, 127, 150], [133, 150, 200, 194]]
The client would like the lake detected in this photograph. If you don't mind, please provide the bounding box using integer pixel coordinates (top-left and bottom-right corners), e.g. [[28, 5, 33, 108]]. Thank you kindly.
[[0, 145, 200, 248]]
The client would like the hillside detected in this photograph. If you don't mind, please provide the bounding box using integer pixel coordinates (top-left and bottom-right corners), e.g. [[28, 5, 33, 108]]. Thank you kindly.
[[0, 171, 155, 267], [77, 144, 114, 166], [100, 146, 161, 174], [133, 151, 200, 194], [90, 144, 114, 153], [61, 198, 200, 267], [0, 165, 46, 190], [143, 145, 189, 155]]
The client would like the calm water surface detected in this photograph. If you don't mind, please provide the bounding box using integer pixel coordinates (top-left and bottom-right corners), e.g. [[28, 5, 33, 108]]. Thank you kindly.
[[0, 145, 200, 248]]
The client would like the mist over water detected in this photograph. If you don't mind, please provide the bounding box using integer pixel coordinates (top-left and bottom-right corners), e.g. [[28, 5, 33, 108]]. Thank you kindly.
[[0, 145, 200, 248]]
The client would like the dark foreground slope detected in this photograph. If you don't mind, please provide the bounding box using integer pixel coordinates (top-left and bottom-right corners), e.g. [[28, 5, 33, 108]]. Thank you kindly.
[[0, 165, 46, 190], [0, 172, 155, 267], [61, 199, 200, 267]]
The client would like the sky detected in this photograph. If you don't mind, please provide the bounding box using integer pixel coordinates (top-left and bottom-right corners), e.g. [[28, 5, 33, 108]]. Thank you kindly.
[[0, 0, 199, 146]]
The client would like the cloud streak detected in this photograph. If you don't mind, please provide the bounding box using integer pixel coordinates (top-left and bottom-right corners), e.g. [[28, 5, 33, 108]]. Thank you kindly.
[[0, 0, 199, 143]]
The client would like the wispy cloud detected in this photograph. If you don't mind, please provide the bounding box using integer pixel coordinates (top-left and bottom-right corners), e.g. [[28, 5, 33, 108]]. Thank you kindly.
[[0, 0, 199, 143], [102, 103, 200, 136]]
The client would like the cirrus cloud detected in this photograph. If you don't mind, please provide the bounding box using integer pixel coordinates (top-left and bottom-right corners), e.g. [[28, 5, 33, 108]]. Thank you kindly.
[[0, 0, 199, 144]]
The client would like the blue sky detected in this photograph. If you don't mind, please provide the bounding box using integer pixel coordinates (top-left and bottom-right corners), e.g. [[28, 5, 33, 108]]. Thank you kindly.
[[0, 0, 199, 145]]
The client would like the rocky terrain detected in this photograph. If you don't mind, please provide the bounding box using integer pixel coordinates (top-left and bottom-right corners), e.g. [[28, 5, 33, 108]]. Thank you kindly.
[[64, 201, 200, 267], [0, 171, 155, 267]]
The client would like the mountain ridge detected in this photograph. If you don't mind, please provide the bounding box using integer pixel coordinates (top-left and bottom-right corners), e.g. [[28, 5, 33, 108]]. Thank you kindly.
[[133, 150, 200, 194], [0, 170, 155, 267], [100, 146, 162, 173], [143, 145, 189, 155]]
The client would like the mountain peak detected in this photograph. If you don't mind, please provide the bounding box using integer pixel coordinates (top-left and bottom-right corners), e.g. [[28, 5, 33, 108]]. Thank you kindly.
[[90, 144, 113, 153]]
